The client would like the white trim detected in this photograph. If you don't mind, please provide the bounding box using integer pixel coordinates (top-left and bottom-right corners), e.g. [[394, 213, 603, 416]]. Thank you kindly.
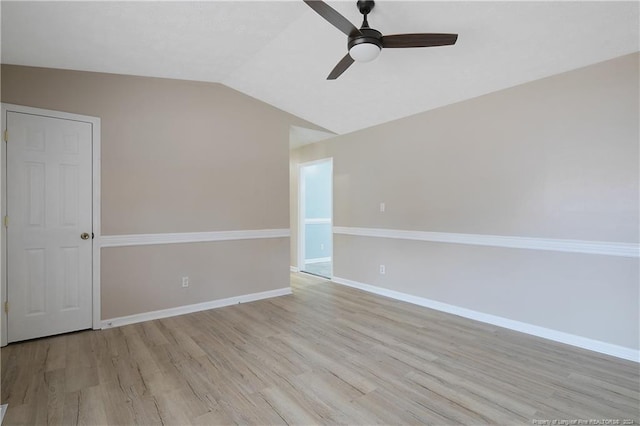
[[290, 266, 299, 272], [332, 276, 639, 362], [298, 158, 334, 278], [1, 104, 101, 345], [333, 226, 639, 258], [102, 287, 292, 329], [92, 116, 101, 330], [298, 163, 307, 271], [304, 257, 331, 264], [304, 217, 331, 225], [100, 228, 289, 248], [1, 110, 5, 347], [0, 404, 7, 424]]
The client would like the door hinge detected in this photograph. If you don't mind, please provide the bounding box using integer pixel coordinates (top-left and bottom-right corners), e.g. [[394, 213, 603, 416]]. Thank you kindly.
[[3, 129, 7, 142], [4, 301, 8, 314], [3, 216, 8, 228]]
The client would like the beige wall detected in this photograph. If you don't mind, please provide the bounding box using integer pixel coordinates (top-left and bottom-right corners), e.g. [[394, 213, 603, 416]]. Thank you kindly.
[[2, 65, 324, 319], [291, 53, 639, 350], [101, 238, 289, 319]]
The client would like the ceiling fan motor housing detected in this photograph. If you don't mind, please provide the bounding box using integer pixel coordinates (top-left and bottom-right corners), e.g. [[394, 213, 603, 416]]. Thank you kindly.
[[348, 28, 382, 51]]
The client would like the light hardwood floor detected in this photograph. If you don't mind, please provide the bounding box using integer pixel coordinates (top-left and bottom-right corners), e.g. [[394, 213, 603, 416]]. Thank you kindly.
[[1, 272, 639, 425]]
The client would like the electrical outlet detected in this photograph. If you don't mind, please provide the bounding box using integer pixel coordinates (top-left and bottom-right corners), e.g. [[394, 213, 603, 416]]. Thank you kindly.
[[182, 276, 189, 288], [380, 202, 386, 213], [320, 243, 324, 250], [379, 264, 386, 275]]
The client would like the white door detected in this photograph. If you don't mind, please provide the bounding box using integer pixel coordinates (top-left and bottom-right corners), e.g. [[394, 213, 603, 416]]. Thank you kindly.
[[6, 111, 93, 342]]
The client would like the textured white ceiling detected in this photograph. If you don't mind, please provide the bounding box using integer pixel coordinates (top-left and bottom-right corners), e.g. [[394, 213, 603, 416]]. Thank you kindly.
[[2, 1, 639, 135]]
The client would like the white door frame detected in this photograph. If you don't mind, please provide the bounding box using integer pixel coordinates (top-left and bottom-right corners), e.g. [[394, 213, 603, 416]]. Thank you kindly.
[[1, 103, 101, 346], [297, 157, 333, 277]]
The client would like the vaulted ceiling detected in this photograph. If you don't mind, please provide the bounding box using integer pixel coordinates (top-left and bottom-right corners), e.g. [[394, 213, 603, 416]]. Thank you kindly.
[[2, 1, 638, 135]]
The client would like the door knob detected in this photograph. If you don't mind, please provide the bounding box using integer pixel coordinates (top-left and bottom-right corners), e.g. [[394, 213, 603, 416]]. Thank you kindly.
[[81, 233, 90, 240]]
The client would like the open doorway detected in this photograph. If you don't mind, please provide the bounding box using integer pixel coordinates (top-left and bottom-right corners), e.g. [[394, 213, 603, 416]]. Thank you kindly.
[[298, 158, 332, 279]]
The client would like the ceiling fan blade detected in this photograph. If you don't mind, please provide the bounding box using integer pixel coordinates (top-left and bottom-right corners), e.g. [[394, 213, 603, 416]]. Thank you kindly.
[[327, 53, 354, 80], [382, 33, 458, 48], [303, 0, 362, 37]]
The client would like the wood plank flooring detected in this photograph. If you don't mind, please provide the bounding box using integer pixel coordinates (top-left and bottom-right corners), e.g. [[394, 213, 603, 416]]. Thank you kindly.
[[2, 272, 639, 425]]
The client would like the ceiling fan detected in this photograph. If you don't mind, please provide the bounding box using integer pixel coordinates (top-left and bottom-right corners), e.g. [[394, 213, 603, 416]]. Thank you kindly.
[[304, 0, 458, 80]]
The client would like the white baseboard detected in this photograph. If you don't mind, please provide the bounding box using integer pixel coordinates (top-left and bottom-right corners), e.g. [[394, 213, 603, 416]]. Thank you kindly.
[[332, 276, 639, 363], [102, 287, 292, 329], [290, 266, 299, 272]]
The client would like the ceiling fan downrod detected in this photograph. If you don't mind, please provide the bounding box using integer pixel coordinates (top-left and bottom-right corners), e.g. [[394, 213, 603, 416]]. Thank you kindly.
[[357, 0, 375, 28]]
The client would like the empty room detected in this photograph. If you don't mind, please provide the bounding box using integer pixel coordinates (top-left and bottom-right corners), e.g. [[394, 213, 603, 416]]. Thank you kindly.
[[0, 1, 638, 425]]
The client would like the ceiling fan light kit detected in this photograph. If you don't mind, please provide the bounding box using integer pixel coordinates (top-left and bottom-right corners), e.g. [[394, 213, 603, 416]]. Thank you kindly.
[[304, 0, 458, 79], [349, 40, 381, 62]]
